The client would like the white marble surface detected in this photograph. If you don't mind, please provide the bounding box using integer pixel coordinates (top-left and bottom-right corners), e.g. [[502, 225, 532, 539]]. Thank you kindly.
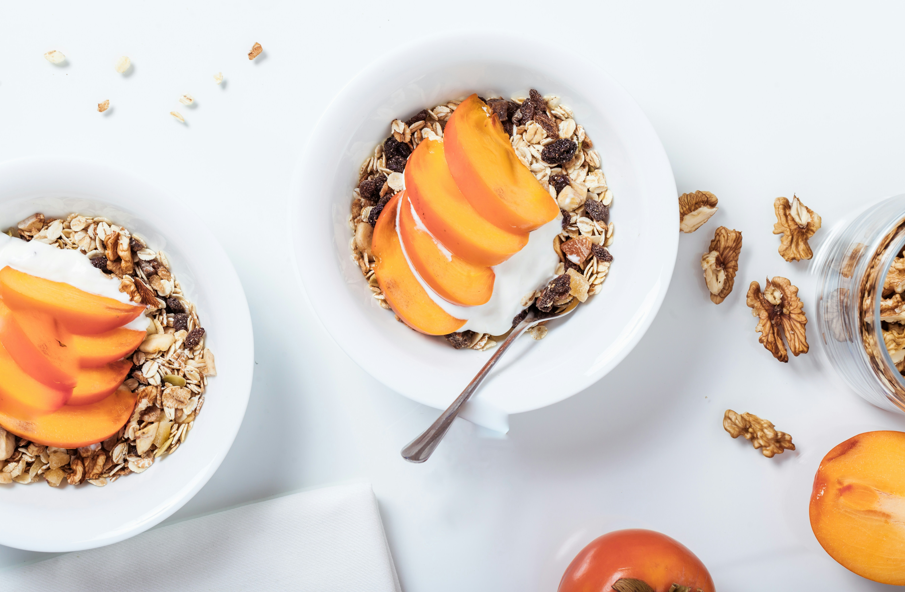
[[2, 1, 905, 589]]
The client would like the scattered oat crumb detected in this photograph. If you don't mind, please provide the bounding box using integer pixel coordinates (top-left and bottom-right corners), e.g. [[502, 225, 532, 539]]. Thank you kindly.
[[178, 94, 194, 106], [213, 72, 224, 85], [44, 50, 66, 65], [527, 325, 548, 340], [170, 111, 185, 124], [98, 100, 110, 113], [248, 42, 263, 60], [114, 56, 131, 74]]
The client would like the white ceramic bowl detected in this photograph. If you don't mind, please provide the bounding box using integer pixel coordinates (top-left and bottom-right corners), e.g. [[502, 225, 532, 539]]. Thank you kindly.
[[290, 32, 677, 430], [0, 157, 254, 552]]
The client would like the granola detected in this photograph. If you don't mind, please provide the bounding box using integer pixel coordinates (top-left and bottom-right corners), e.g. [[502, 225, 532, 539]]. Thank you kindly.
[[0, 213, 214, 487], [348, 91, 615, 350]]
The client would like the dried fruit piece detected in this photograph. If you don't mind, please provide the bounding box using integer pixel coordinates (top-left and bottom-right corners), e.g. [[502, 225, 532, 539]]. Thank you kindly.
[[561, 237, 593, 266], [536, 274, 571, 312], [773, 195, 822, 262], [566, 268, 589, 302], [584, 199, 609, 224], [679, 191, 718, 233], [723, 409, 795, 458], [173, 313, 189, 332], [248, 42, 263, 60], [446, 330, 480, 350], [549, 174, 570, 195], [592, 244, 613, 263], [367, 194, 391, 227], [700, 226, 742, 304], [746, 276, 808, 362], [44, 50, 66, 64], [557, 185, 586, 212], [359, 174, 386, 202], [184, 328, 205, 349], [98, 100, 110, 113], [541, 139, 578, 165], [114, 56, 131, 74], [170, 111, 185, 124]]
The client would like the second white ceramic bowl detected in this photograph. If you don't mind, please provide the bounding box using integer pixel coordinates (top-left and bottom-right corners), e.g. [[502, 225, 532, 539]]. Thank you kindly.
[[290, 31, 677, 429], [0, 157, 254, 552]]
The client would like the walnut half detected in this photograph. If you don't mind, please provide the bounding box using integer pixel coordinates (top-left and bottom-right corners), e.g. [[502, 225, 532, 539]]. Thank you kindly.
[[773, 195, 821, 261], [701, 226, 742, 304], [679, 190, 718, 233], [746, 277, 808, 363], [723, 409, 795, 458]]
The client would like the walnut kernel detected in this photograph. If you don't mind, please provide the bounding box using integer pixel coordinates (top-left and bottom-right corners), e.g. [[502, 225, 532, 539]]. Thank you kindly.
[[701, 226, 742, 304], [746, 276, 809, 363], [723, 409, 795, 458], [773, 195, 822, 262], [679, 190, 718, 233]]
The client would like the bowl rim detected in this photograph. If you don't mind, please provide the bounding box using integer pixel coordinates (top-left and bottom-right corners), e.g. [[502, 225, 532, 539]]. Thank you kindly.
[[289, 30, 678, 418], [0, 155, 254, 552]]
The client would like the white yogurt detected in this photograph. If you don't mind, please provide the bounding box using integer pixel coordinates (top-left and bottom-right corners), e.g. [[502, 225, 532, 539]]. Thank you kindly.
[[397, 196, 561, 336], [0, 233, 150, 332]]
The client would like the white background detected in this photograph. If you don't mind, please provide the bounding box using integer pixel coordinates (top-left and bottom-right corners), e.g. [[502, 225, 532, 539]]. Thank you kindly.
[[2, 1, 905, 590]]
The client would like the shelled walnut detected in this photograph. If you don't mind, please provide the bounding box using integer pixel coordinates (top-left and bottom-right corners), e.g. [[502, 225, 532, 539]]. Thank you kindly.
[[746, 277, 809, 362], [679, 191, 718, 233], [774, 196, 821, 262], [723, 409, 795, 458], [700, 226, 742, 304]]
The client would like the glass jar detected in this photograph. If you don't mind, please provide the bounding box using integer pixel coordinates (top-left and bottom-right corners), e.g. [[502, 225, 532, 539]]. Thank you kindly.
[[813, 194, 905, 413]]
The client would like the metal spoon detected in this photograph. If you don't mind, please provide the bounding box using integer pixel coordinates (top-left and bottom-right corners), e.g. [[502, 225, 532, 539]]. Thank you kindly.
[[401, 301, 578, 463]]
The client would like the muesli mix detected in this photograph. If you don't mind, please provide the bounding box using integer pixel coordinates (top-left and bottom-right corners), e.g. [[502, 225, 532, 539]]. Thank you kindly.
[[348, 90, 615, 350], [0, 213, 214, 487]]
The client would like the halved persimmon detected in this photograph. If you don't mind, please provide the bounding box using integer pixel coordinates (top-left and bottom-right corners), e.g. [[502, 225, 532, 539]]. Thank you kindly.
[[0, 386, 136, 449], [0, 340, 71, 417], [372, 193, 466, 335], [444, 94, 559, 232], [0, 267, 145, 335], [71, 327, 146, 368], [69, 359, 133, 406], [397, 193, 494, 307], [0, 299, 78, 390], [405, 138, 528, 266]]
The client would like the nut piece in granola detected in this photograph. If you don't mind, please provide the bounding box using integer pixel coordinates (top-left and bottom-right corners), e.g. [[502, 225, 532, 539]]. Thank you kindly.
[[679, 191, 718, 233], [746, 276, 809, 363], [700, 226, 742, 304], [723, 409, 795, 458], [248, 42, 263, 60], [774, 195, 822, 262]]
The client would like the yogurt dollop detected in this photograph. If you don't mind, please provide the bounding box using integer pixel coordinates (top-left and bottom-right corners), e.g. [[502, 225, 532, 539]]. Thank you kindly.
[[0, 233, 150, 332], [397, 199, 561, 336]]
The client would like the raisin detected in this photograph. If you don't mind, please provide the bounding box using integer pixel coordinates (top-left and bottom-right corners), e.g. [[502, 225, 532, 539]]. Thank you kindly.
[[528, 89, 546, 112], [405, 110, 429, 126], [536, 274, 571, 312], [446, 331, 476, 349], [560, 209, 571, 231], [384, 137, 411, 159], [512, 100, 535, 127], [534, 112, 559, 138], [90, 256, 108, 271], [487, 99, 510, 122], [368, 195, 392, 227], [386, 154, 407, 173], [592, 244, 613, 263], [166, 297, 185, 313], [541, 139, 577, 165], [550, 174, 571, 195], [129, 237, 145, 252], [138, 260, 156, 277], [511, 308, 530, 328], [359, 174, 386, 202], [502, 121, 514, 136], [173, 313, 189, 332], [185, 328, 205, 350], [584, 200, 609, 224], [506, 101, 520, 120]]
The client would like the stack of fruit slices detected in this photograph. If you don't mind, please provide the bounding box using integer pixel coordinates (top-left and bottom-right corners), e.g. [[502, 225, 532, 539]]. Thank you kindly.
[[0, 267, 146, 448], [372, 94, 560, 335]]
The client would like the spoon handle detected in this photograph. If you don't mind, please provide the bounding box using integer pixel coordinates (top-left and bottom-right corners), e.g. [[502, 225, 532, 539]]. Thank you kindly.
[[400, 320, 532, 463]]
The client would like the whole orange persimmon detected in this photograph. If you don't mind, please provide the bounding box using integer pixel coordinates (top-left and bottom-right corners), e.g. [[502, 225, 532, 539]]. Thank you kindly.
[[558, 529, 715, 592]]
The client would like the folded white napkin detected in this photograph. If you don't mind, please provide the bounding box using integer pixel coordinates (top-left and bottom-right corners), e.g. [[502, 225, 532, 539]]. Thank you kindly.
[[4, 482, 401, 592]]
